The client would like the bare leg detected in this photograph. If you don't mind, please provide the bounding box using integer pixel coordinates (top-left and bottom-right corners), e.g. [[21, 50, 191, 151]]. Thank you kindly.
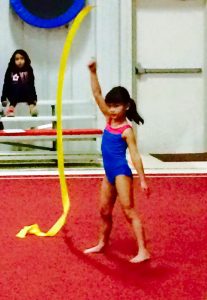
[[84, 176, 117, 254], [115, 175, 150, 263]]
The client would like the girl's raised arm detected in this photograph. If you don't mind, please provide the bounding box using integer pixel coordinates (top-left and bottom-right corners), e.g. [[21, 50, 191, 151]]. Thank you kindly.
[[88, 61, 108, 116]]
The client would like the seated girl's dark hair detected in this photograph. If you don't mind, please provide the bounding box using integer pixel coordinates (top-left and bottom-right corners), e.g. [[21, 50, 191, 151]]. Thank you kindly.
[[8, 49, 31, 71], [105, 86, 144, 125]]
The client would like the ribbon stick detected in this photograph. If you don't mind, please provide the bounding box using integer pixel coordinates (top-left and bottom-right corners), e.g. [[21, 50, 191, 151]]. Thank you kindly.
[[16, 5, 93, 238]]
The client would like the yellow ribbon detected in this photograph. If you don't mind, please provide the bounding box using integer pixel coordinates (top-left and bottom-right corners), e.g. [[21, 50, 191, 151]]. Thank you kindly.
[[16, 5, 93, 238]]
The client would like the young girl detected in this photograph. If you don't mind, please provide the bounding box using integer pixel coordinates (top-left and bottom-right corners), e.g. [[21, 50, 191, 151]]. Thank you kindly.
[[1, 49, 38, 117], [84, 61, 150, 263]]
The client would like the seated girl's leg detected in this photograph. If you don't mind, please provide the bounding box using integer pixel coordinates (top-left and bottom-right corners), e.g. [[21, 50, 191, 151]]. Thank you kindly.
[[115, 175, 150, 263], [84, 176, 117, 254]]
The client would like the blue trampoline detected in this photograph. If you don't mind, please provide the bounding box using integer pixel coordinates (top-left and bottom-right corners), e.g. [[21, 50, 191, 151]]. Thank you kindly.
[[10, 0, 85, 28]]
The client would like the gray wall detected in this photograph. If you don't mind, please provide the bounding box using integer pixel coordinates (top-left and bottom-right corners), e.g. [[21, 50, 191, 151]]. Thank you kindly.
[[0, 0, 206, 156]]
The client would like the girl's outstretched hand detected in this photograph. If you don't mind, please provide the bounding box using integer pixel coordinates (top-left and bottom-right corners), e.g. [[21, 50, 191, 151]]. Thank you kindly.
[[88, 60, 97, 73], [141, 180, 150, 197]]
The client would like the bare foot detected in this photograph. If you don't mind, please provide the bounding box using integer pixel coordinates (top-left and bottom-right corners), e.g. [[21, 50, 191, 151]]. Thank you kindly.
[[83, 242, 105, 254], [130, 250, 150, 263]]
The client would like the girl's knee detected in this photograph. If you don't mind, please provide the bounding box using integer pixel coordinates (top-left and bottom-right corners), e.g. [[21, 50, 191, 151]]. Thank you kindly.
[[122, 207, 138, 223], [100, 207, 112, 221]]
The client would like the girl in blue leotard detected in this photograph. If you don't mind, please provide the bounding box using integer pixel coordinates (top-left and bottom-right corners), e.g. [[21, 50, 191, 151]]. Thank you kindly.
[[84, 61, 150, 263]]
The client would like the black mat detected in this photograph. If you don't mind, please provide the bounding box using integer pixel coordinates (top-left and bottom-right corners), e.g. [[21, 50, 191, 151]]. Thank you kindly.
[[151, 153, 207, 162], [22, 0, 74, 19]]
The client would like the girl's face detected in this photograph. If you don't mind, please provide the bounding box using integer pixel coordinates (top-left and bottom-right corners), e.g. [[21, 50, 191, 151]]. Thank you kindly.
[[107, 102, 128, 121], [14, 53, 25, 69]]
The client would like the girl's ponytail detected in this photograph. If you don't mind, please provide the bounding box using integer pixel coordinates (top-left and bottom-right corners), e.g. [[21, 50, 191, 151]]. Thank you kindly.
[[126, 98, 144, 125]]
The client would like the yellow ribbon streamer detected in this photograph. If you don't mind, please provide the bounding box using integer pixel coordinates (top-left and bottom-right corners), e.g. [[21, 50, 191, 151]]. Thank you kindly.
[[16, 5, 93, 238]]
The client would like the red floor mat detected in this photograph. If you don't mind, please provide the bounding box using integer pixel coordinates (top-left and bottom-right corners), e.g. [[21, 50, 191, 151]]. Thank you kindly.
[[0, 175, 206, 300]]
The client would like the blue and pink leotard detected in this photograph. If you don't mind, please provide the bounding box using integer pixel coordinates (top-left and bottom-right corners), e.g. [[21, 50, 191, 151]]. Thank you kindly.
[[101, 122, 133, 184]]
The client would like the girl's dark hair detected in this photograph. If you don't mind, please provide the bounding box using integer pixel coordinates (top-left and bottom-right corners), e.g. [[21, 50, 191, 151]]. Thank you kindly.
[[105, 86, 144, 125], [8, 49, 31, 71]]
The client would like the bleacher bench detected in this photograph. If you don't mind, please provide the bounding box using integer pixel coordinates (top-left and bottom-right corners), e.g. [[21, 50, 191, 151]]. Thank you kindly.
[[0, 100, 102, 165]]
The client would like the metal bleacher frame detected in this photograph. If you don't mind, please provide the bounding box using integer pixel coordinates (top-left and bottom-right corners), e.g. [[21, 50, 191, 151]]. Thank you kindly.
[[0, 100, 103, 166]]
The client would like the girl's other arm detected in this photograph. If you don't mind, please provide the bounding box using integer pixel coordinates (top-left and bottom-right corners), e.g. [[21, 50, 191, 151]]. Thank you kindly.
[[88, 61, 108, 116], [124, 128, 149, 192], [28, 68, 37, 102], [1, 70, 10, 104]]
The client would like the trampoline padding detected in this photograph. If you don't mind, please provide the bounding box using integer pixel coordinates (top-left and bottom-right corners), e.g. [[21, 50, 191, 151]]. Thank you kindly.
[[10, 0, 85, 28]]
